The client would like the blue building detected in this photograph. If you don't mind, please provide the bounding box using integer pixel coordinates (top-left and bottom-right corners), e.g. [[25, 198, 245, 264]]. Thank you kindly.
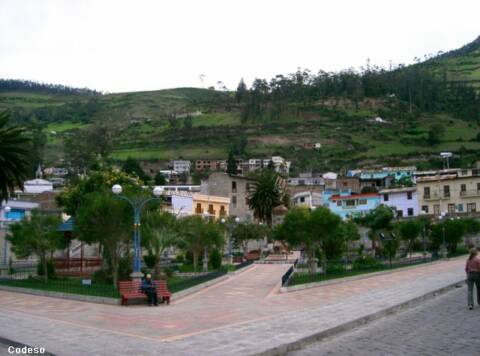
[[326, 192, 381, 219]]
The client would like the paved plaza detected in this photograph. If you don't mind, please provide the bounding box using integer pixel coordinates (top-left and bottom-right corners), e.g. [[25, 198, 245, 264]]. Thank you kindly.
[[291, 286, 480, 356], [0, 257, 469, 355]]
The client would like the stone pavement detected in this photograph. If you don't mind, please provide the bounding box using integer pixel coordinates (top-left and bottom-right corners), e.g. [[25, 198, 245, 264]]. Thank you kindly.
[[0, 257, 469, 356], [290, 286, 480, 356]]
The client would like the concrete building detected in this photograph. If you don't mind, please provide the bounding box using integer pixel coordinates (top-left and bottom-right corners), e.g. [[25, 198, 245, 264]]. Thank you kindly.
[[200, 172, 255, 222], [23, 179, 53, 194], [379, 187, 419, 218], [171, 160, 191, 174], [416, 169, 480, 216], [359, 172, 394, 192], [336, 176, 361, 194], [287, 173, 324, 186], [1, 200, 40, 266], [292, 191, 323, 209], [170, 193, 230, 220], [195, 159, 226, 172], [326, 192, 381, 219]]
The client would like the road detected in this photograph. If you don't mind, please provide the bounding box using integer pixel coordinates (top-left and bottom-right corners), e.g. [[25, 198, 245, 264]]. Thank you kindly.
[[290, 286, 480, 356]]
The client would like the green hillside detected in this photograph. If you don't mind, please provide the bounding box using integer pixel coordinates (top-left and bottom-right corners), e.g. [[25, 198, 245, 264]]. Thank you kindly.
[[2, 36, 480, 173], [422, 35, 480, 85]]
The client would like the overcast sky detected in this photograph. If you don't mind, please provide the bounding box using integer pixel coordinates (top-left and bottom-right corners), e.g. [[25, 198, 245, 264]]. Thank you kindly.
[[1, 0, 479, 93]]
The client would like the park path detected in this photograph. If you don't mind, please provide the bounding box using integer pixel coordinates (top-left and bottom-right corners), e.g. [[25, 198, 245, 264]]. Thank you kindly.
[[0, 257, 468, 355]]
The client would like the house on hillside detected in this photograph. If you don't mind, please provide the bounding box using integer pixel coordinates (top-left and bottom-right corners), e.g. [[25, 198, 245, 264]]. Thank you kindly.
[[326, 192, 381, 219], [200, 172, 255, 222], [379, 187, 419, 218]]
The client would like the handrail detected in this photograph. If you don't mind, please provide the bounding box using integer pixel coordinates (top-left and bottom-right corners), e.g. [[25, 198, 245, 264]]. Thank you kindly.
[[281, 258, 298, 287]]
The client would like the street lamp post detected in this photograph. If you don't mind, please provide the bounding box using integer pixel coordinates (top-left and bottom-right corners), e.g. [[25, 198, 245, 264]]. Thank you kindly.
[[2, 206, 11, 266], [112, 184, 163, 281], [221, 216, 240, 265], [438, 211, 447, 258]]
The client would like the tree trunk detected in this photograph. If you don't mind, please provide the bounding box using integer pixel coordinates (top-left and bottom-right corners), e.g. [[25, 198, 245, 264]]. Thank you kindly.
[[193, 252, 198, 272], [111, 251, 119, 287], [42, 254, 48, 283], [154, 255, 161, 279]]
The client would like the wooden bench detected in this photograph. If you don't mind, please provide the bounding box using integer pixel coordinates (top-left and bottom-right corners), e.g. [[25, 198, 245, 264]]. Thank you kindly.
[[118, 280, 172, 306]]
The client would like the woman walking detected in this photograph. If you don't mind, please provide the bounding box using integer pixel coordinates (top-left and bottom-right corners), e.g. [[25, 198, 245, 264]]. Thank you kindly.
[[465, 247, 480, 310]]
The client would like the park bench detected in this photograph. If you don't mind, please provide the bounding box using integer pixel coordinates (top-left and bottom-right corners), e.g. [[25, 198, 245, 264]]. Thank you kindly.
[[118, 280, 171, 306]]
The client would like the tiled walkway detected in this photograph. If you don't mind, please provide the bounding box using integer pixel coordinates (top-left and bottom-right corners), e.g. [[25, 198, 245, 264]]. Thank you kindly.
[[0, 258, 468, 355]]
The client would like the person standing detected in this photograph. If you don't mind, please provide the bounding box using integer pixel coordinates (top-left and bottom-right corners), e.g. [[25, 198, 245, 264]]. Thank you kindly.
[[465, 247, 480, 310], [141, 274, 158, 306]]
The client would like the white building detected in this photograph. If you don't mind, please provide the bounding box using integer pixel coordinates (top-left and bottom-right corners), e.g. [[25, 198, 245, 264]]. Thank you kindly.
[[23, 179, 53, 194], [379, 187, 419, 218], [292, 191, 323, 209], [171, 160, 191, 174]]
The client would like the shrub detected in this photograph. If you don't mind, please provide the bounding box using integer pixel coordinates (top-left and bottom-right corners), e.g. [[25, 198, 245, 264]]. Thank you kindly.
[[326, 262, 345, 274], [209, 249, 222, 270], [185, 251, 194, 265], [175, 254, 185, 263], [117, 256, 132, 281], [93, 269, 112, 284], [143, 255, 156, 269], [37, 259, 55, 278], [163, 266, 174, 278], [352, 255, 382, 270]]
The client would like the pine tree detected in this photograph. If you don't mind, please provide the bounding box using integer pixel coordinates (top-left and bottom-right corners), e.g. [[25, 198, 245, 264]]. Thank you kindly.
[[226, 150, 237, 175]]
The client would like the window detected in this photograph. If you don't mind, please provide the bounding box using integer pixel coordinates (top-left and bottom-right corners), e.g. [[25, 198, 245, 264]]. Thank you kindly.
[[208, 204, 214, 215], [443, 185, 450, 198], [346, 200, 356, 207], [457, 204, 464, 212], [461, 184, 467, 196], [336, 200, 342, 207], [467, 203, 476, 212], [195, 203, 203, 214], [397, 210, 403, 218], [407, 208, 414, 216], [448, 204, 455, 214], [300, 197, 305, 203], [407, 191, 412, 200], [433, 204, 440, 216], [358, 199, 367, 205], [422, 205, 429, 214], [477, 183, 480, 192], [232, 181, 237, 193], [232, 196, 237, 207], [424, 187, 430, 199], [343, 182, 348, 187], [219, 206, 226, 216], [383, 194, 389, 202]]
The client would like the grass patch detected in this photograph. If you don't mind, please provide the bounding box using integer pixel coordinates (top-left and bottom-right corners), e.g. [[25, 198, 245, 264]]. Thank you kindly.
[[46, 121, 88, 132]]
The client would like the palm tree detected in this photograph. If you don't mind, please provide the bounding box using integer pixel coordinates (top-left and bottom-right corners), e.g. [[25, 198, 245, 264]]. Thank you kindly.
[[0, 111, 32, 201], [248, 169, 286, 226]]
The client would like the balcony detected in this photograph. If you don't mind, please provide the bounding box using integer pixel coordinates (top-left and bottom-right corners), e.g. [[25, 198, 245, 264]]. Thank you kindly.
[[423, 192, 450, 201], [460, 190, 480, 198]]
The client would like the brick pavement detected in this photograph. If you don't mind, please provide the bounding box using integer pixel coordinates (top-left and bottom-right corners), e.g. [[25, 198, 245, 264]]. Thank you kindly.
[[290, 286, 480, 356], [0, 257, 469, 355]]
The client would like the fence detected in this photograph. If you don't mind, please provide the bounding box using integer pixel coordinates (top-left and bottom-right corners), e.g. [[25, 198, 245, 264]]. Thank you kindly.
[[167, 269, 228, 293], [285, 255, 441, 287], [0, 269, 119, 298], [53, 257, 103, 277]]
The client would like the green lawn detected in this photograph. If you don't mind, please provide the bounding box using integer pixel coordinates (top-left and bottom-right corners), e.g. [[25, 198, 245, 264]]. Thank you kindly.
[[46, 121, 88, 132], [111, 145, 227, 160]]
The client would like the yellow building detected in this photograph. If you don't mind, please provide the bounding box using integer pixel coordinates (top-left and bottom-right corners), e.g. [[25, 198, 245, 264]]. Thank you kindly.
[[416, 169, 480, 216], [192, 194, 230, 219]]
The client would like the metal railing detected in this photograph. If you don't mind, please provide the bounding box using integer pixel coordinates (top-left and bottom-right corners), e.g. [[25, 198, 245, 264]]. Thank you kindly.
[[281, 259, 298, 286]]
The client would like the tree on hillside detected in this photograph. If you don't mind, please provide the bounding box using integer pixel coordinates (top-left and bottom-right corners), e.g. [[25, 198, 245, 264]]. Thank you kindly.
[[396, 219, 422, 257], [226, 150, 237, 175], [427, 123, 445, 144], [7, 211, 63, 282], [142, 211, 179, 277], [235, 78, 248, 103], [75, 191, 132, 285], [248, 169, 286, 226], [154, 171, 167, 185], [122, 157, 149, 183], [0, 111, 32, 201]]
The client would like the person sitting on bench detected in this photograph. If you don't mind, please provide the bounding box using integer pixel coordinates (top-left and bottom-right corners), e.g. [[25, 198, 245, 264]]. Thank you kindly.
[[141, 274, 158, 306]]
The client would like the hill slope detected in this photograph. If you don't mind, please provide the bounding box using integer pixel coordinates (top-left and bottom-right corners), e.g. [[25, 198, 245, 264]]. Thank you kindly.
[[2, 35, 480, 173]]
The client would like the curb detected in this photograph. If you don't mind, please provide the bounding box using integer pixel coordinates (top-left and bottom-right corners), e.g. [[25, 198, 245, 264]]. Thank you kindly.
[[0, 285, 120, 305], [254, 280, 465, 356], [280, 259, 448, 293]]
